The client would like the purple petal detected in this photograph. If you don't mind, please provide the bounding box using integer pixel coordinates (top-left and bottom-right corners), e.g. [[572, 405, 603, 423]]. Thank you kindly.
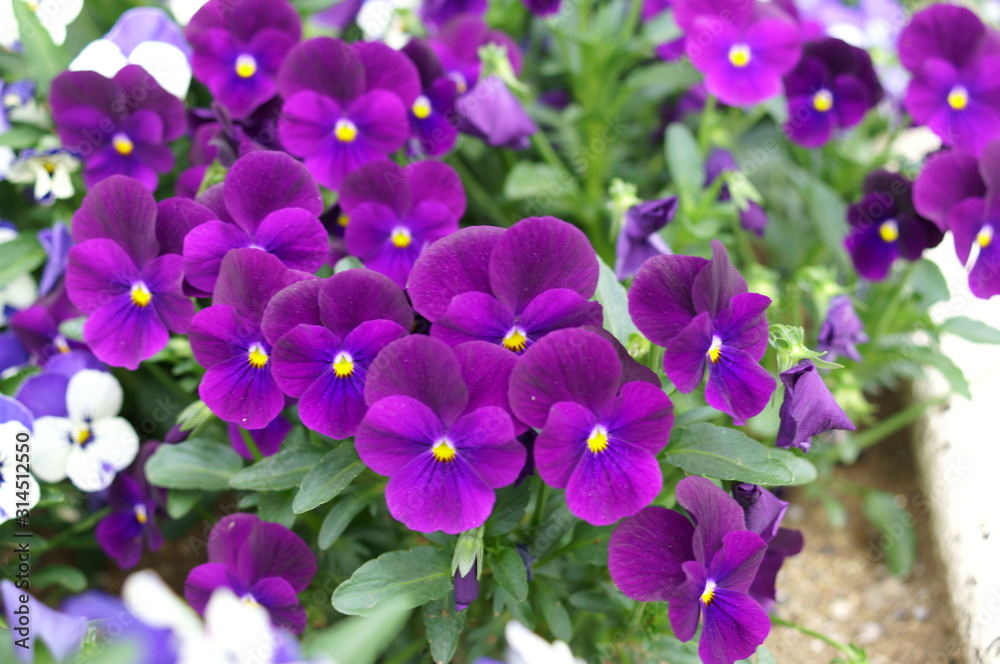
[[358, 41, 422, 104], [1, 394, 36, 427], [71, 175, 159, 265], [913, 150, 986, 230], [364, 335, 468, 423], [143, 254, 194, 333], [676, 476, 747, 564], [749, 527, 804, 610], [692, 240, 748, 319], [777, 360, 855, 451], [518, 288, 604, 339], [207, 513, 259, 570], [600, 381, 674, 456], [668, 560, 707, 642], [228, 415, 292, 459], [189, 305, 258, 367], [261, 278, 325, 345], [714, 292, 771, 361], [157, 198, 218, 256], [213, 248, 308, 326], [185, 563, 237, 614], [198, 355, 285, 429], [252, 208, 329, 273], [223, 151, 323, 234], [183, 220, 253, 294], [663, 312, 713, 393], [277, 38, 365, 105], [385, 453, 496, 534], [16, 374, 69, 419], [356, 395, 446, 475], [339, 159, 412, 218], [609, 506, 696, 601], [705, 347, 776, 426], [629, 254, 707, 347], [897, 4, 990, 72], [699, 588, 771, 664], [317, 269, 414, 338], [448, 406, 522, 487], [732, 483, 788, 542], [65, 239, 138, 314], [271, 324, 341, 397], [409, 160, 466, 221], [431, 291, 513, 347], [248, 577, 307, 634], [453, 341, 521, 427], [565, 438, 663, 525], [533, 400, 594, 488], [237, 521, 317, 592], [96, 511, 145, 568]]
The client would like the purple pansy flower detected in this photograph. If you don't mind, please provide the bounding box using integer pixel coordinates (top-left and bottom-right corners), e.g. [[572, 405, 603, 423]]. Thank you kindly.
[[816, 294, 868, 362], [63, 592, 177, 664], [454, 563, 480, 612], [185, 0, 301, 119], [356, 335, 526, 534], [65, 176, 194, 370], [704, 149, 768, 236], [615, 197, 677, 280], [844, 170, 944, 281], [777, 360, 854, 451], [408, 217, 603, 353], [428, 15, 522, 96], [629, 240, 776, 425], [420, 0, 488, 30], [50, 65, 186, 191], [401, 39, 460, 157], [508, 328, 674, 525], [675, 0, 802, 106], [95, 471, 164, 569], [338, 160, 464, 287], [37, 222, 73, 297], [182, 151, 326, 294], [184, 513, 317, 633], [455, 77, 538, 150], [10, 285, 85, 366], [267, 269, 414, 439], [783, 37, 882, 147], [188, 249, 312, 429], [277, 37, 420, 189], [228, 415, 292, 459], [523, 0, 561, 16], [1, 580, 88, 664]]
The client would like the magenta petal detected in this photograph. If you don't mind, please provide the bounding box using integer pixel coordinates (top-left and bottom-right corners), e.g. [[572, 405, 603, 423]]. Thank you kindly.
[[676, 476, 747, 564], [692, 240, 748, 319], [364, 335, 468, 423], [237, 521, 317, 591], [699, 588, 771, 664], [385, 454, 496, 534], [669, 560, 709, 642], [628, 254, 707, 346], [189, 305, 257, 367], [663, 312, 713, 393], [408, 160, 466, 221], [715, 292, 771, 360], [448, 406, 522, 487], [223, 151, 323, 233], [339, 160, 412, 217], [431, 291, 513, 347], [213, 248, 307, 325], [565, 438, 663, 525], [277, 37, 366, 104], [271, 324, 340, 397], [356, 395, 445, 475], [705, 347, 776, 425], [207, 513, 260, 569], [66, 240, 138, 314], [600, 381, 674, 456], [247, 577, 306, 633], [261, 279, 325, 345], [317, 269, 414, 338], [157, 198, 217, 256], [184, 563, 236, 614], [711, 530, 769, 591], [518, 288, 604, 338], [183, 220, 253, 294], [71, 175, 159, 264], [253, 208, 329, 273], [83, 291, 169, 370], [534, 400, 595, 488], [358, 41, 422, 103], [608, 506, 696, 601], [198, 355, 285, 429], [453, 341, 522, 429], [913, 151, 986, 229]]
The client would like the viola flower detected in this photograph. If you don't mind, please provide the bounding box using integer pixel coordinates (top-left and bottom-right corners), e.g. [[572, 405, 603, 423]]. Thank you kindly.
[[777, 360, 855, 451], [31, 369, 139, 492], [228, 415, 292, 459], [356, 335, 526, 534], [69, 7, 193, 99], [783, 37, 883, 147], [50, 66, 185, 191], [277, 37, 420, 189], [629, 240, 776, 425], [456, 77, 538, 150], [401, 39, 460, 157], [508, 328, 674, 525], [408, 217, 602, 352], [10, 285, 84, 365], [338, 160, 465, 287], [0, 80, 34, 135], [844, 170, 944, 281], [37, 221, 73, 297], [267, 269, 413, 438], [182, 151, 326, 294], [0, 0, 84, 49], [816, 294, 868, 362], [616, 197, 677, 280], [2, 148, 80, 205], [185, 0, 300, 119], [189, 249, 311, 429], [184, 513, 317, 633], [420, 0, 487, 30], [704, 149, 768, 236], [675, 0, 802, 106], [96, 471, 164, 569], [428, 15, 522, 95], [1, 580, 88, 664], [523, 0, 561, 16], [0, 397, 40, 527], [65, 176, 194, 370]]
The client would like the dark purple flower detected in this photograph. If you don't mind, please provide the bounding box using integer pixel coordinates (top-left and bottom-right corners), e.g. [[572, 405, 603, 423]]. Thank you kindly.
[[50, 66, 186, 190], [420, 0, 488, 30], [704, 148, 768, 236], [816, 294, 868, 362], [37, 222, 73, 297], [267, 269, 413, 439], [913, 149, 986, 231], [186, 0, 301, 119], [777, 360, 854, 451], [1, 580, 88, 664], [356, 335, 526, 534], [64, 176, 194, 370], [508, 328, 674, 525], [455, 77, 538, 150], [615, 197, 677, 280], [629, 240, 776, 425], [277, 38, 420, 189], [783, 37, 882, 147], [95, 472, 163, 569], [10, 285, 84, 365], [428, 15, 522, 96], [523, 0, 561, 16], [408, 217, 602, 353], [182, 151, 326, 294], [338, 159, 464, 287], [184, 513, 317, 633], [844, 170, 944, 281], [453, 559, 480, 611], [676, 0, 802, 106], [228, 415, 292, 459], [188, 249, 312, 429], [401, 39, 460, 157]]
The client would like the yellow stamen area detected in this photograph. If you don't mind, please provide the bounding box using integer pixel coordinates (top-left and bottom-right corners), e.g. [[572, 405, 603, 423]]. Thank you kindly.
[[728, 44, 751, 68], [707, 335, 722, 365], [978, 224, 994, 248], [113, 134, 134, 156], [502, 327, 528, 353], [75, 427, 93, 446], [431, 438, 457, 462], [450, 72, 468, 95], [334, 119, 358, 142], [235, 54, 257, 79], [879, 219, 899, 243], [43, 161, 56, 175], [390, 227, 412, 248], [587, 425, 609, 454], [242, 594, 259, 607], [332, 351, 354, 378], [134, 504, 148, 525], [338, 213, 350, 228], [701, 580, 717, 605], [130, 283, 152, 307], [812, 89, 834, 112], [412, 95, 432, 119], [248, 344, 269, 369], [54, 336, 71, 354], [947, 86, 968, 111]]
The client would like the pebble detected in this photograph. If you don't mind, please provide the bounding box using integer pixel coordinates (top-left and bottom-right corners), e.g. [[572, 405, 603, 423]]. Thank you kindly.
[[830, 598, 853, 620], [856, 621, 884, 644], [913, 605, 931, 622]]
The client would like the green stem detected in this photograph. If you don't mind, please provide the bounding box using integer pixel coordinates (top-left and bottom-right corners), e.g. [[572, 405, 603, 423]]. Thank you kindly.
[[849, 393, 948, 452], [449, 156, 509, 227], [38, 507, 110, 553], [380, 636, 425, 664], [240, 427, 264, 462], [697, 95, 717, 151], [873, 261, 918, 340], [144, 362, 191, 401], [620, 0, 643, 40], [531, 479, 550, 529], [772, 616, 864, 661]]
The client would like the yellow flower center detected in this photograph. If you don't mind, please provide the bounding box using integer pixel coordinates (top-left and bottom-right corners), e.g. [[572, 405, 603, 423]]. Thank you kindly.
[[113, 133, 134, 156], [586, 425, 609, 454], [812, 89, 833, 112], [134, 504, 148, 525], [390, 227, 412, 248], [338, 213, 350, 227], [242, 594, 259, 607], [879, 219, 899, 243], [431, 438, 457, 462], [947, 86, 968, 111], [75, 427, 93, 446], [248, 343, 269, 368], [334, 119, 358, 142], [235, 54, 257, 79], [130, 283, 152, 307], [978, 224, 994, 248], [332, 351, 354, 378], [701, 580, 717, 605], [450, 72, 468, 94], [54, 336, 70, 354], [412, 95, 432, 119], [501, 327, 528, 352], [728, 44, 751, 68], [707, 335, 722, 364], [43, 161, 56, 175]]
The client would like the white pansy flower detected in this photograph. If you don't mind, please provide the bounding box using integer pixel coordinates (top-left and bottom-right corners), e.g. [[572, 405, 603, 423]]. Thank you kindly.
[[167, 0, 210, 26], [0, 419, 40, 526], [356, 0, 420, 49], [505, 621, 586, 664], [0, 0, 85, 49], [32, 369, 139, 492], [3, 148, 79, 205]]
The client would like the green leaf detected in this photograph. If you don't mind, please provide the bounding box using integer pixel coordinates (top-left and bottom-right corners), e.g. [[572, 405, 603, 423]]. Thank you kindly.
[[0, 123, 45, 149], [593, 257, 640, 345], [910, 259, 949, 308], [769, 447, 817, 486], [862, 490, 916, 578], [664, 123, 703, 199], [166, 490, 203, 519], [674, 406, 720, 427], [488, 547, 528, 601], [0, 234, 46, 289], [57, 316, 86, 342], [318, 494, 369, 549], [908, 346, 971, 399], [422, 597, 466, 664], [31, 565, 86, 592], [0, 365, 41, 397], [146, 439, 243, 490], [305, 600, 410, 664], [755, 645, 778, 664], [257, 489, 297, 528], [196, 160, 227, 196], [503, 162, 577, 201], [229, 439, 325, 490], [11, 0, 69, 93], [334, 256, 363, 272], [332, 546, 452, 616], [293, 444, 364, 514], [485, 482, 531, 536], [663, 424, 796, 485], [536, 586, 572, 642], [940, 316, 1000, 344]]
